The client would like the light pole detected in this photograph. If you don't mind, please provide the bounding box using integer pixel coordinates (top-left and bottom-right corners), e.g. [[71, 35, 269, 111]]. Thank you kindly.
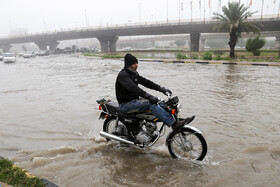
[[167, 0, 169, 23], [179, 0, 181, 23], [278, 2, 280, 18], [261, 0, 264, 19], [139, 2, 141, 24], [204, 0, 205, 22]]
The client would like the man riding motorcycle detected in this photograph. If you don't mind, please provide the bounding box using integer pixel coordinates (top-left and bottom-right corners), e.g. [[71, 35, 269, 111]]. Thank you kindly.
[[115, 53, 189, 133]]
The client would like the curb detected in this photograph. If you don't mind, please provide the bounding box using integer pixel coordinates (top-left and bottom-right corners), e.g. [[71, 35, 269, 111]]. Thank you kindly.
[[139, 59, 280, 66], [0, 156, 58, 187]]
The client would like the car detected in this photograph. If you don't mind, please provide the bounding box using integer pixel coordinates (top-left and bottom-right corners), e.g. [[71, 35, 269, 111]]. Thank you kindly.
[[78, 47, 90, 53], [3, 53, 16, 63], [18, 52, 25, 57], [38, 50, 50, 56], [0, 54, 3, 61], [23, 51, 36, 58]]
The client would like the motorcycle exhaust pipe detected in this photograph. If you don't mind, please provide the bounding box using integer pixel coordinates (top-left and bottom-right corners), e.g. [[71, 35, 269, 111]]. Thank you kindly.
[[100, 131, 135, 145]]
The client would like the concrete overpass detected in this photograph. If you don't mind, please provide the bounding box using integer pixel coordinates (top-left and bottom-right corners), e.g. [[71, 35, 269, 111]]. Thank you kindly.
[[118, 31, 280, 49], [0, 16, 280, 52]]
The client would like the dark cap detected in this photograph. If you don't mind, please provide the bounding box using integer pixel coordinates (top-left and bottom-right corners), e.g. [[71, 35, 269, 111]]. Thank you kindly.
[[124, 53, 138, 69]]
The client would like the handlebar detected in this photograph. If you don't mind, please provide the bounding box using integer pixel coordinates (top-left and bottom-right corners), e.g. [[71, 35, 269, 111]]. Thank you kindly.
[[157, 92, 172, 105]]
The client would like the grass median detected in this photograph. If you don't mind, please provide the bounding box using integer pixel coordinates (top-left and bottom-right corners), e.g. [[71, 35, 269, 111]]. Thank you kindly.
[[0, 157, 45, 187]]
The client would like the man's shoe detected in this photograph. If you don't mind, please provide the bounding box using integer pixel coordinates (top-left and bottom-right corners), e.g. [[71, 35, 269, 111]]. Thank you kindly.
[[172, 116, 195, 133], [172, 118, 189, 133]]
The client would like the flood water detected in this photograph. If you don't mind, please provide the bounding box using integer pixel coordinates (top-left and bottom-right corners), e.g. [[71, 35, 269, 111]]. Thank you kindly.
[[1, 54, 280, 186]]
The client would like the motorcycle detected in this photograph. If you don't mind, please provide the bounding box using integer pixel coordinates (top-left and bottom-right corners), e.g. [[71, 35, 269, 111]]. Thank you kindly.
[[97, 94, 207, 161]]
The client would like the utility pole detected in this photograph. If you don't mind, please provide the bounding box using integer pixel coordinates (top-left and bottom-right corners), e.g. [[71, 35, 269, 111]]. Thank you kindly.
[[43, 16, 47, 31], [139, 2, 141, 24], [179, 0, 181, 23], [278, 2, 280, 18], [9, 21, 12, 32], [261, 0, 264, 19], [204, 0, 205, 22], [167, 0, 169, 23], [85, 9, 89, 27]]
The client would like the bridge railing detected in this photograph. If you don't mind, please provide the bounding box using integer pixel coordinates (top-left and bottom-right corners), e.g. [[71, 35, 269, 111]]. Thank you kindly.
[[0, 15, 279, 39]]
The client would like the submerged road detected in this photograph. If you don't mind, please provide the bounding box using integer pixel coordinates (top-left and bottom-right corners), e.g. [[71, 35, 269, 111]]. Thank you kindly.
[[0, 54, 280, 186]]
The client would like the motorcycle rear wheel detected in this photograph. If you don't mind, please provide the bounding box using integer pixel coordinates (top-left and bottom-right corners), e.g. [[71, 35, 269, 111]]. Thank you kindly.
[[167, 128, 207, 161], [103, 116, 117, 141]]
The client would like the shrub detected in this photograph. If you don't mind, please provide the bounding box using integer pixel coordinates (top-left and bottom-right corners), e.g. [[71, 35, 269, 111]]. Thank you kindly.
[[246, 37, 266, 56], [190, 55, 198, 59], [213, 50, 225, 55], [214, 55, 222, 60], [252, 50, 261, 56], [202, 52, 212, 60], [176, 53, 187, 59]]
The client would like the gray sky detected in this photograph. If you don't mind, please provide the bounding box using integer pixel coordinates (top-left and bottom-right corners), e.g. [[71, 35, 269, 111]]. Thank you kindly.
[[0, 0, 278, 37]]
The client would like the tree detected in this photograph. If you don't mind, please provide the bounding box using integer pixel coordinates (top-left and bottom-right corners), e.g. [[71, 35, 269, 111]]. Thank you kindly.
[[213, 2, 259, 58], [246, 37, 266, 56]]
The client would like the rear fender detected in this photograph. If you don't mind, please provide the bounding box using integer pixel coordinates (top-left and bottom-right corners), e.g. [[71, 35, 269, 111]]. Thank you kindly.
[[99, 112, 107, 119]]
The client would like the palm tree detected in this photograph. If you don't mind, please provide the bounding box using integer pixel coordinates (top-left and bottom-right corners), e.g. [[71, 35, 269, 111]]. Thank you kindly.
[[213, 2, 259, 58]]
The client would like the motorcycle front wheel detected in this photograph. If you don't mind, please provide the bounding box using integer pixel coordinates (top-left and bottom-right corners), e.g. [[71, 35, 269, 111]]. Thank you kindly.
[[103, 116, 117, 141], [166, 128, 207, 161]]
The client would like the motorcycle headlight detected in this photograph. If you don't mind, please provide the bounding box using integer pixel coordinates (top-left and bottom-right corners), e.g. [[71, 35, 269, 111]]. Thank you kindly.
[[177, 104, 182, 113]]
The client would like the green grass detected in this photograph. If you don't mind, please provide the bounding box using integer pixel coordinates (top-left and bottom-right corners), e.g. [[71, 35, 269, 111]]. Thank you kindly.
[[82, 50, 280, 62], [101, 54, 123, 59], [82, 53, 123, 59], [0, 158, 45, 187]]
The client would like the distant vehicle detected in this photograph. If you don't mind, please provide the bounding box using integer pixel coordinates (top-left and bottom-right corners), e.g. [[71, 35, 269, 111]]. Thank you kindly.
[[3, 53, 16, 63], [23, 51, 36, 58], [64, 47, 74, 53], [38, 50, 50, 56], [18, 52, 25, 57], [78, 47, 90, 53], [0, 54, 3, 61]]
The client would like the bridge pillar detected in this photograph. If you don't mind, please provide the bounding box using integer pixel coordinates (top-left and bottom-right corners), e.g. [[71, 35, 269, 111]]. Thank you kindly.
[[34, 41, 48, 50], [109, 36, 119, 52], [200, 39, 206, 50], [0, 44, 12, 52], [98, 36, 119, 53], [275, 35, 280, 49], [276, 35, 280, 58], [151, 41, 155, 48], [97, 37, 109, 53], [49, 41, 60, 51], [34, 41, 59, 51], [190, 32, 200, 52]]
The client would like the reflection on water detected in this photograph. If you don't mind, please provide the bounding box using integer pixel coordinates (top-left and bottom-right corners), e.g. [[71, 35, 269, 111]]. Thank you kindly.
[[0, 54, 280, 186]]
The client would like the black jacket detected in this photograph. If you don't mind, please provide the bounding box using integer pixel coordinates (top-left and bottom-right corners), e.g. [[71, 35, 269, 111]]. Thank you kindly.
[[115, 68, 160, 104]]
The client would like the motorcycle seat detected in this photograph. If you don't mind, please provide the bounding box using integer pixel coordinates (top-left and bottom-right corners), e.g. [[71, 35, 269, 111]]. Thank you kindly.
[[118, 111, 136, 118]]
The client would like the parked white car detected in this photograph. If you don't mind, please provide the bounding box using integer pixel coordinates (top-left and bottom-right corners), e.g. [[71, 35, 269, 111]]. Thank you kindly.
[[23, 51, 36, 58], [3, 53, 16, 63], [0, 54, 3, 61]]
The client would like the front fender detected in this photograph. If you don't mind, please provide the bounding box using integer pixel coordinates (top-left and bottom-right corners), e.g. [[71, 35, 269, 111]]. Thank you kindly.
[[182, 125, 202, 134], [165, 125, 202, 146]]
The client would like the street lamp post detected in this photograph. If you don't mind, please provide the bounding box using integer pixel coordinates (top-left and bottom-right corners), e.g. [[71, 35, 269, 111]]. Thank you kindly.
[[167, 0, 169, 23], [261, 0, 264, 19], [278, 2, 280, 18], [139, 2, 141, 24]]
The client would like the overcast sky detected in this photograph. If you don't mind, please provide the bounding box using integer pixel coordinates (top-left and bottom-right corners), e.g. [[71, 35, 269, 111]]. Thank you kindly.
[[0, 0, 278, 37]]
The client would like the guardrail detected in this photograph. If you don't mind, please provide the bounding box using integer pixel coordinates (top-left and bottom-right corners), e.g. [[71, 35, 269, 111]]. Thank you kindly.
[[0, 14, 279, 40]]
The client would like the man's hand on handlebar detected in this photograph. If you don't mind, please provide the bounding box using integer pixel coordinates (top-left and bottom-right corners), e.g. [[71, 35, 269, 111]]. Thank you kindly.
[[159, 87, 172, 96]]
